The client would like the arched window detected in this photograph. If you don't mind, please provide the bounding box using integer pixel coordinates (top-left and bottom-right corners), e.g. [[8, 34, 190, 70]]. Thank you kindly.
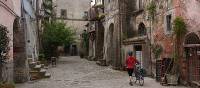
[[185, 33, 200, 44], [138, 22, 146, 36]]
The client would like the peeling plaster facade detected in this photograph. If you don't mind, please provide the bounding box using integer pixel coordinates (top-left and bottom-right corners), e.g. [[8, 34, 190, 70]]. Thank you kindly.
[[0, 0, 18, 82], [92, 0, 200, 85]]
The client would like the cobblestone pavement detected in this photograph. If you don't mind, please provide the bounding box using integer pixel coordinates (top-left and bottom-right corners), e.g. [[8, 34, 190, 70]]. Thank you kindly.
[[16, 56, 189, 88]]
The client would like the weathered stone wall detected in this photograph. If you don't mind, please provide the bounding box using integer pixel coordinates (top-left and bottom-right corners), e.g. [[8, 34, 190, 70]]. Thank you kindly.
[[103, 0, 122, 69], [173, 0, 200, 83], [0, 0, 16, 82], [56, 0, 91, 40], [56, 0, 91, 55]]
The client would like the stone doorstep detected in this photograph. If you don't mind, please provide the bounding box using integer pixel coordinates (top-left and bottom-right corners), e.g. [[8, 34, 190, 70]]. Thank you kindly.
[[41, 64, 45, 68], [43, 66, 49, 69], [44, 73, 51, 78], [40, 68, 47, 73], [34, 64, 42, 69], [191, 81, 200, 87]]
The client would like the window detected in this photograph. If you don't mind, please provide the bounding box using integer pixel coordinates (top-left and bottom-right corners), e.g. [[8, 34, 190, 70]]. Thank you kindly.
[[83, 11, 88, 19], [166, 14, 172, 32], [138, 23, 146, 36], [60, 9, 67, 18]]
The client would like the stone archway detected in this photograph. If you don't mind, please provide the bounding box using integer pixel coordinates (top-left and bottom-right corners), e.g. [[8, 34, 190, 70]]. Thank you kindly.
[[184, 33, 200, 83], [13, 18, 28, 83]]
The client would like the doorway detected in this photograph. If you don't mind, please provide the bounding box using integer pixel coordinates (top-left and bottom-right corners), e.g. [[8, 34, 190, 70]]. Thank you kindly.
[[134, 45, 143, 67], [184, 33, 200, 83]]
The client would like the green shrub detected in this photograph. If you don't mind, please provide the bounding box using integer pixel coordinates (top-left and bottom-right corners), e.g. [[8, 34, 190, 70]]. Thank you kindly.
[[147, 1, 156, 19], [38, 54, 45, 61], [42, 21, 76, 58], [173, 16, 187, 38]]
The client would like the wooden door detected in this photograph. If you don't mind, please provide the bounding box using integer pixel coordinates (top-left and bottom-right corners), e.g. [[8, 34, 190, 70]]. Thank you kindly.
[[188, 47, 200, 82]]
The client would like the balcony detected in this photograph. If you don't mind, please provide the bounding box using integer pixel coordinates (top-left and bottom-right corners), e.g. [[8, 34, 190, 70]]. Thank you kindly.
[[88, 3, 105, 21]]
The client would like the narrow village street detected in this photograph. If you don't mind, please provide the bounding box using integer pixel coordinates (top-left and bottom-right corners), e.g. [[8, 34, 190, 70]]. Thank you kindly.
[[16, 56, 188, 88]]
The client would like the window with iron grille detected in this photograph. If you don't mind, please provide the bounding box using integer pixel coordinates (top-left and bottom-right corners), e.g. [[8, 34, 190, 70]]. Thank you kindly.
[[60, 9, 67, 18]]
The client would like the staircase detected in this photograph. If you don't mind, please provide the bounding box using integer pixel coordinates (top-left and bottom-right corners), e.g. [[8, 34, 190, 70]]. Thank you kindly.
[[28, 58, 51, 80]]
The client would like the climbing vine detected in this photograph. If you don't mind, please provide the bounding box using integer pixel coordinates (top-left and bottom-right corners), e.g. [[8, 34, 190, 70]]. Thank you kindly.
[[0, 25, 9, 62], [147, 1, 156, 20], [151, 44, 163, 59], [173, 16, 187, 38], [0, 25, 9, 82]]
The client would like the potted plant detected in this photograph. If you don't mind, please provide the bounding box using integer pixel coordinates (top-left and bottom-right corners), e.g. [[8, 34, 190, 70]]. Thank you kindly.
[[166, 16, 187, 85]]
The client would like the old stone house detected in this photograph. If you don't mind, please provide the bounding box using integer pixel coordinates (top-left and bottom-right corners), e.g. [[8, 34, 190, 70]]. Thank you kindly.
[[122, 0, 200, 85], [0, 0, 43, 83], [0, 0, 19, 82], [88, 0, 200, 86], [88, 0, 122, 70], [55, 0, 91, 56]]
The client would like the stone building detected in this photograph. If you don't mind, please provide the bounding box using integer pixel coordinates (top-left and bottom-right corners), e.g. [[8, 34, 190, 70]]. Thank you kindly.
[[135, 0, 200, 85], [88, 0, 200, 86], [0, 0, 19, 82], [122, 0, 152, 76], [0, 0, 43, 83], [55, 0, 91, 56], [122, 0, 200, 85], [87, 0, 105, 62], [88, 0, 122, 69]]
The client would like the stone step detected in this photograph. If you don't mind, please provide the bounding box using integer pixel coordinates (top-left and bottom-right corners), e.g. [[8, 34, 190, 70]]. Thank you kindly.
[[44, 66, 49, 69], [34, 64, 42, 71], [39, 69, 47, 77], [41, 64, 45, 68], [29, 62, 37, 68], [44, 73, 51, 78], [29, 71, 40, 80]]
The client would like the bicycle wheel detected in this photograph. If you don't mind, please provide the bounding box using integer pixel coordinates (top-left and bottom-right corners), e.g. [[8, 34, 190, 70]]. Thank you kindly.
[[139, 76, 144, 86]]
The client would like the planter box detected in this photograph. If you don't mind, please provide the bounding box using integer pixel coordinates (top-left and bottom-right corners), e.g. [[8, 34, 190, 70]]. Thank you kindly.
[[166, 74, 178, 85]]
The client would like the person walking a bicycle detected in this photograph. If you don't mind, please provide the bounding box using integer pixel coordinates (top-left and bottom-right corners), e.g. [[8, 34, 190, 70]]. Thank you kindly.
[[125, 51, 139, 86]]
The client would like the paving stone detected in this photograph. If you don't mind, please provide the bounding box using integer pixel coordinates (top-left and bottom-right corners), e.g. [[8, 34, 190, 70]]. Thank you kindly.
[[16, 56, 188, 88]]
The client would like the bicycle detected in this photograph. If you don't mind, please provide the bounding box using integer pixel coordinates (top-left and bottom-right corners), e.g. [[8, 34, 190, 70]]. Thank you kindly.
[[134, 63, 145, 86]]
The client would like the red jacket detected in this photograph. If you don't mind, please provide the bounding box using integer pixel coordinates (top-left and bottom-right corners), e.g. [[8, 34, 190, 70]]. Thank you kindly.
[[126, 56, 138, 69]]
